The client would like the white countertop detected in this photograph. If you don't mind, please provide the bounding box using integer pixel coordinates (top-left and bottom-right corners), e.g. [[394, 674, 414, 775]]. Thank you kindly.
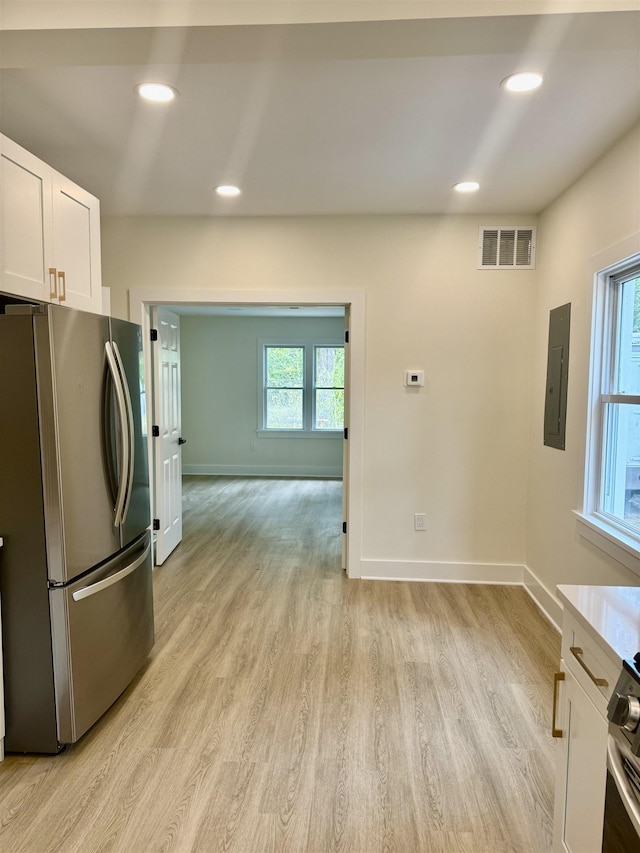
[[557, 584, 640, 664]]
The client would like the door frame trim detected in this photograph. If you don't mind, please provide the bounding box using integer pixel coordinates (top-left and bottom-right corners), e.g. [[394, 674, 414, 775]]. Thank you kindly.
[[129, 287, 364, 578]]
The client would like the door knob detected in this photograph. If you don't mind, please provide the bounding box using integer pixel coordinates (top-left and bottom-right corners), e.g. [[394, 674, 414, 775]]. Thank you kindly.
[[178, 437, 187, 445]]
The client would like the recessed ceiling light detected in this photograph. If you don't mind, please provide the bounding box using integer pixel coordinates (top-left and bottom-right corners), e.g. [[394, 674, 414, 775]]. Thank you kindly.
[[215, 185, 241, 198], [453, 181, 480, 193], [501, 72, 544, 93], [135, 82, 178, 103]]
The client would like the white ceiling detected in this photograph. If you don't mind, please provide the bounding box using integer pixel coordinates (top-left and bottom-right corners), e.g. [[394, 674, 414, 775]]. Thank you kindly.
[[1, 9, 639, 217]]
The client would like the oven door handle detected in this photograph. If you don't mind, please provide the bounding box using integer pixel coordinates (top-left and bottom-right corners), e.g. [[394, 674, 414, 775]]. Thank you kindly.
[[607, 734, 640, 837]]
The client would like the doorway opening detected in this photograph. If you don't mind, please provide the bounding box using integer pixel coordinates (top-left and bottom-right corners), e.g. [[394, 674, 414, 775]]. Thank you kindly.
[[129, 288, 364, 578]]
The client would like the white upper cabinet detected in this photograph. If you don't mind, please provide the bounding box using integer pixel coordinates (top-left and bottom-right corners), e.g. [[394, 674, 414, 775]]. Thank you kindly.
[[51, 172, 102, 313], [0, 137, 53, 302], [0, 134, 103, 314]]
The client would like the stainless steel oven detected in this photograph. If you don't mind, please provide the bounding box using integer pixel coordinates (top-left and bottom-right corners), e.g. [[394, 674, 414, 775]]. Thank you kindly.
[[604, 658, 640, 852]]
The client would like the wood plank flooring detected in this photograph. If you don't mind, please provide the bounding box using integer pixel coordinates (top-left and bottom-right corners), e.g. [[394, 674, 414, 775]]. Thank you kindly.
[[0, 476, 560, 852]]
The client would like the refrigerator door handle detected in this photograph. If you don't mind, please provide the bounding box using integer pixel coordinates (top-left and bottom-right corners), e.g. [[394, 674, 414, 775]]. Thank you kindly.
[[71, 539, 151, 602], [105, 341, 129, 527], [111, 341, 135, 524]]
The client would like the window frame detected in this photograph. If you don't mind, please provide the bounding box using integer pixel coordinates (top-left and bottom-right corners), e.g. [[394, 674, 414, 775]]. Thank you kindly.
[[257, 338, 344, 437], [579, 254, 640, 572]]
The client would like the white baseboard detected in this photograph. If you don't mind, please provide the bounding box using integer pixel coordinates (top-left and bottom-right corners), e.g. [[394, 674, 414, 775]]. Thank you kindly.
[[522, 564, 562, 631], [358, 558, 563, 631], [359, 559, 525, 584], [183, 464, 342, 478]]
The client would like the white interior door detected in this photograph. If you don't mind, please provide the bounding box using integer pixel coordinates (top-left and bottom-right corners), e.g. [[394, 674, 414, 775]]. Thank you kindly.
[[152, 307, 183, 565], [342, 308, 350, 571]]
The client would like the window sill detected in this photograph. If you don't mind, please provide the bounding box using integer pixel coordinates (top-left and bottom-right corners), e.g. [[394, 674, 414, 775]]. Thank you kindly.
[[574, 510, 640, 577], [256, 429, 342, 439]]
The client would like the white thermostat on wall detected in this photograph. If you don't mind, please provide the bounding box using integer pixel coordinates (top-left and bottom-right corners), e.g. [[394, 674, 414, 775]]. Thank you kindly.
[[404, 370, 424, 387]]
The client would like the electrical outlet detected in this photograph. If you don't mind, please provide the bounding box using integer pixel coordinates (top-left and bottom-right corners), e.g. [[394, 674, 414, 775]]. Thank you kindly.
[[414, 513, 426, 531], [249, 442, 257, 452]]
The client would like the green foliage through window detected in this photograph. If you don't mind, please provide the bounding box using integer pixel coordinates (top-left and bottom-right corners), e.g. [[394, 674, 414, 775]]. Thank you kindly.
[[262, 342, 344, 431], [265, 347, 304, 428], [314, 347, 344, 430], [266, 347, 304, 388]]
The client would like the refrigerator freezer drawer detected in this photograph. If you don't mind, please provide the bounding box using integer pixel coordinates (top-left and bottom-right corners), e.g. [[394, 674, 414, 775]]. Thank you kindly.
[[49, 532, 154, 745]]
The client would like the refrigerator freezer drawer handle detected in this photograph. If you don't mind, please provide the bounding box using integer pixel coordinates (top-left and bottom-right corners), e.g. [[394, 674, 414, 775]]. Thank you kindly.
[[105, 341, 129, 527], [72, 540, 151, 602]]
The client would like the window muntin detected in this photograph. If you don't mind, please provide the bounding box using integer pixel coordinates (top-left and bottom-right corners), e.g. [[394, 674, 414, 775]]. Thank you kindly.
[[596, 268, 640, 535], [261, 341, 344, 433]]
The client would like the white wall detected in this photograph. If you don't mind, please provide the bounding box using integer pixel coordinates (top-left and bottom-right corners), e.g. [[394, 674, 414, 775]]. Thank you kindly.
[[102, 212, 536, 580], [181, 314, 344, 476], [526, 123, 640, 600], [5, 1, 627, 30]]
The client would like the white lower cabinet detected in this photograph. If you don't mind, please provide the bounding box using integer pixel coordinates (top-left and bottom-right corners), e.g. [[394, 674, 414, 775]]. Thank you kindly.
[[553, 606, 622, 853], [1, 134, 102, 313], [553, 661, 609, 852]]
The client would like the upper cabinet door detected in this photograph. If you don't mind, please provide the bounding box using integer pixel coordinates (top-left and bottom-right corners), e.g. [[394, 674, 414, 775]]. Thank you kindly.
[[0, 136, 53, 302], [0, 134, 103, 313], [51, 171, 102, 314]]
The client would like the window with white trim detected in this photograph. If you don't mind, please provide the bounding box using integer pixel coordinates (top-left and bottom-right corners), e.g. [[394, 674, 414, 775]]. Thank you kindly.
[[259, 341, 344, 434], [585, 258, 640, 548]]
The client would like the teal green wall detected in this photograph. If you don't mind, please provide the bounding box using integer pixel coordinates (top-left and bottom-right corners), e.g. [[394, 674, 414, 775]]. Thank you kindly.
[[181, 314, 344, 476]]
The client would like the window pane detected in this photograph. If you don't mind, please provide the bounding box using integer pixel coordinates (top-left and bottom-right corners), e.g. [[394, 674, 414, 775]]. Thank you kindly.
[[315, 389, 344, 430], [266, 347, 303, 387], [315, 346, 344, 388], [601, 402, 640, 531], [266, 389, 303, 429], [614, 276, 640, 394]]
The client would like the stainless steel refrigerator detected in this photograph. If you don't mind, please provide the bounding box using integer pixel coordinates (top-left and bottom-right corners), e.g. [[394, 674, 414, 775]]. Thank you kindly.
[[0, 302, 154, 753]]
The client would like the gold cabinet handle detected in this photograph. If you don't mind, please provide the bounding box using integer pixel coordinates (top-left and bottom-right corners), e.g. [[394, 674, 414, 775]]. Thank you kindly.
[[49, 267, 58, 299], [570, 647, 608, 687], [57, 270, 66, 302], [552, 671, 565, 738]]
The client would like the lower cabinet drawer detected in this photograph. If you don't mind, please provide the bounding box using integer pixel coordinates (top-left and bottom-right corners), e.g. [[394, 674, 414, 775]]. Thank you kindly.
[[561, 614, 619, 714]]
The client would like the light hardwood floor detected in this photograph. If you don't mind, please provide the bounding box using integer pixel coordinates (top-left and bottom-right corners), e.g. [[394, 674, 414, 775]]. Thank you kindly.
[[0, 476, 560, 852]]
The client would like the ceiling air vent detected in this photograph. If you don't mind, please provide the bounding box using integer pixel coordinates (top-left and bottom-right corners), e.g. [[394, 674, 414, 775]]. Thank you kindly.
[[478, 226, 536, 270]]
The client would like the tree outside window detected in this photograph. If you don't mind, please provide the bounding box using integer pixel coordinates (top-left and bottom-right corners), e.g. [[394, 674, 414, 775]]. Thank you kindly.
[[262, 342, 344, 432], [314, 346, 344, 430], [265, 346, 304, 429]]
